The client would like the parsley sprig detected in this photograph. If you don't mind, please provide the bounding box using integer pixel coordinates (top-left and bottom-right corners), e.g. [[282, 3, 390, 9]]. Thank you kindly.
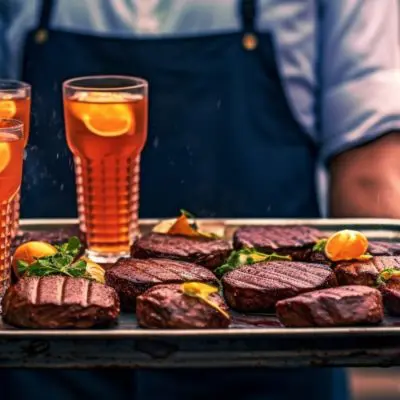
[[17, 237, 91, 280], [313, 239, 327, 252], [215, 248, 291, 277], [376, 268, 400, 286]]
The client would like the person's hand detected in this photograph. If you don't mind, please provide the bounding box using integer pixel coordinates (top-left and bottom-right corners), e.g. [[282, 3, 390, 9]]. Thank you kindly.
[[330, 132, 400, 218]]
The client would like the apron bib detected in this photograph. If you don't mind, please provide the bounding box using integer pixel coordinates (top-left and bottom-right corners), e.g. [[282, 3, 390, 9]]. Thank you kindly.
[[4, 1, 348, 400]]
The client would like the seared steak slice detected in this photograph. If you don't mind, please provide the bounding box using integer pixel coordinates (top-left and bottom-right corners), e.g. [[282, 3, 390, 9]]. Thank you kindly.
[[105, 258, 218, 310], [1, 276, 119, 329], [335, 256, 400, 286], [132, 233, 232, 269], [368, 241, 400, 256], [276, 286, 383, 327], [222, 261, 336, 312], [380, 280, 400, 316], [12, 226, 83, 251], [233, 226, 325, 261], [136, 283, 230, 329]]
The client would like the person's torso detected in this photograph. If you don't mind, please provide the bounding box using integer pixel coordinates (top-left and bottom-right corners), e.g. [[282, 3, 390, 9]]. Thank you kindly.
[[3, 0, 321, 218]]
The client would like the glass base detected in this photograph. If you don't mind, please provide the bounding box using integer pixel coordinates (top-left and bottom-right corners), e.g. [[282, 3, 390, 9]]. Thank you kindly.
[[85, 249, 131, 265]]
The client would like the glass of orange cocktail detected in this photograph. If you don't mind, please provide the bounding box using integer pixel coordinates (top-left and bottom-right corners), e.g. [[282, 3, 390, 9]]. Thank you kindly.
[[63, 76, 148, 263], [0, 80, 31, 236], [0, 119, 24, 297]]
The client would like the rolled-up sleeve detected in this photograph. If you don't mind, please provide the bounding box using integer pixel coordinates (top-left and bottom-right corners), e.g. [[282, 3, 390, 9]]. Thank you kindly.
[[320, 0, 400, 162]]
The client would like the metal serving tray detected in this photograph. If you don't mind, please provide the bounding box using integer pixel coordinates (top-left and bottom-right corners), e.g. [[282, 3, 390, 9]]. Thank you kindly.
[[2, 218, 400, 369]]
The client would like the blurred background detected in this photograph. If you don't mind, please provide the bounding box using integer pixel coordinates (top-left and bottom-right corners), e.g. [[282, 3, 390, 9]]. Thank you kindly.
[[350, 368, 400, 400]]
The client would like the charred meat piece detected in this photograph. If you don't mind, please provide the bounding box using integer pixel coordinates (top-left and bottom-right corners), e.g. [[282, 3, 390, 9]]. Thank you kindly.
[[276, 286, 383, 327], [233, 226, 325, 261], [380, 280, 400, 316], [1, 276, 120, 329], [222, 261, 336, 312], [368, 241, 400, 256], [136, 283, 230, 329], [335, 256, 400, 286], [132, 233, 232, 269], [12, 226, 83, 252], [105, 258, 218, 310]]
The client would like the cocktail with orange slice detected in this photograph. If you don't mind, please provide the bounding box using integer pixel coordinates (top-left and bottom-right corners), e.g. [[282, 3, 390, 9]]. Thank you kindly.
[[63, 76, 148, 263], [0, 80, 31, 237], [0, 119, 24, 297]]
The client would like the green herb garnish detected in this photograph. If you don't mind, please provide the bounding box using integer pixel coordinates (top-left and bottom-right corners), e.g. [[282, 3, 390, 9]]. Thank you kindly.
[[17, 237, 95, 280], [376, 268, 400, 286], [180, 209, 196, 219], [215, 248, 291, 277], [313, 239, 327, 252]]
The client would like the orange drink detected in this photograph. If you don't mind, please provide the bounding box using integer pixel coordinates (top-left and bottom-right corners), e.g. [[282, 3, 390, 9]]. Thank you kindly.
[[0, 80, 31, 237], [63, 76, 148, 263], [0, 119, 24, 297]]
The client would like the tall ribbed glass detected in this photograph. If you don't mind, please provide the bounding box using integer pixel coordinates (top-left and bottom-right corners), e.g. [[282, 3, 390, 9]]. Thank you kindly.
[[63, 76, 148, 263], [0, 119, 24, 298], [0, 80, 31, 238]]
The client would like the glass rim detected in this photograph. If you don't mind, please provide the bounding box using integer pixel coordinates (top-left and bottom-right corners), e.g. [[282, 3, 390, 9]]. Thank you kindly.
[[0, 79, 31, 92], [0, 118, 24, 139], [63, 75, 148, 91]]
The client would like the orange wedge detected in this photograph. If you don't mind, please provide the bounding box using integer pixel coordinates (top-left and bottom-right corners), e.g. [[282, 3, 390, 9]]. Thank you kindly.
[[80, 256, 105, 283], [71, 92, 134, 137], [0, 100, 16, 118], [0, 143, 11, 173], [168, 214, 200, 237], [324, 229, 370, 261], [12, 241, 57, 277]]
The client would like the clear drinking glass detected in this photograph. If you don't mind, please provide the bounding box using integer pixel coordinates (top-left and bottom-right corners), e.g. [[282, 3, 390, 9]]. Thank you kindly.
[[0, 80, 31, 237], [63, 76, 148, 263], [0, 119, 24, 297]]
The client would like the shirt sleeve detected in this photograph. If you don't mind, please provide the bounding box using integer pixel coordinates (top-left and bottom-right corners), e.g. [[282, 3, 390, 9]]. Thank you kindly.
[[320, 0, 400, 162]]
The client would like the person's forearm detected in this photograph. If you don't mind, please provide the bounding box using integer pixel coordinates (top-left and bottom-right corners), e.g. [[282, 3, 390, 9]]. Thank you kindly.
[[329, 132, 400, 218]]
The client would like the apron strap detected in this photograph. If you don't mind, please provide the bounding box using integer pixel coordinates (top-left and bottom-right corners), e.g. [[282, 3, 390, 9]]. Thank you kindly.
[[240, 0, 258, 51], [34, 0, 54, 44]]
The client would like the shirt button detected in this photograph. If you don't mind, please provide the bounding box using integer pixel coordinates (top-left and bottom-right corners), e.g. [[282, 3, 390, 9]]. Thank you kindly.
[[242, 33, 258, 50]]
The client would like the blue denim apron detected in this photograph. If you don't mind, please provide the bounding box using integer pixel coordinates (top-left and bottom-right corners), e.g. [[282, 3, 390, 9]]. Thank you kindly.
[[4, 0, 348, 399]]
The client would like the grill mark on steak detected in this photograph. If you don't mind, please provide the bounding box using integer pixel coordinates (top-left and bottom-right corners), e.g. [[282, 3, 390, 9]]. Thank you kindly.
[[59, 277, 66, 305], [225, 262, 332, 289]]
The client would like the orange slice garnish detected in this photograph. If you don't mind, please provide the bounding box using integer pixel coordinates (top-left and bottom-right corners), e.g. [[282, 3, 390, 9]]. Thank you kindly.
[[0, 143, 11, 173], [71, 92, 134, 137], [12, 241, 58, 278], [0, 100, 16, 118], [325, 229, 370, 261]]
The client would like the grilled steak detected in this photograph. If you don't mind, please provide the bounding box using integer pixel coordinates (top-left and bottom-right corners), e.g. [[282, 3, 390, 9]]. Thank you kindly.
[[132, 233, 232, 269], [368, 241, 400, 256], [380, 280, 400, 316], [105, 258, 218, 310], [136, 283, 230, 329], [335, 256, 400, 286], [12, 226, 83, 252], [233, 226, 325, 261], [276, 286, 383, 327], [2, 276, 119, 329], [222, 261, 336, 312]]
